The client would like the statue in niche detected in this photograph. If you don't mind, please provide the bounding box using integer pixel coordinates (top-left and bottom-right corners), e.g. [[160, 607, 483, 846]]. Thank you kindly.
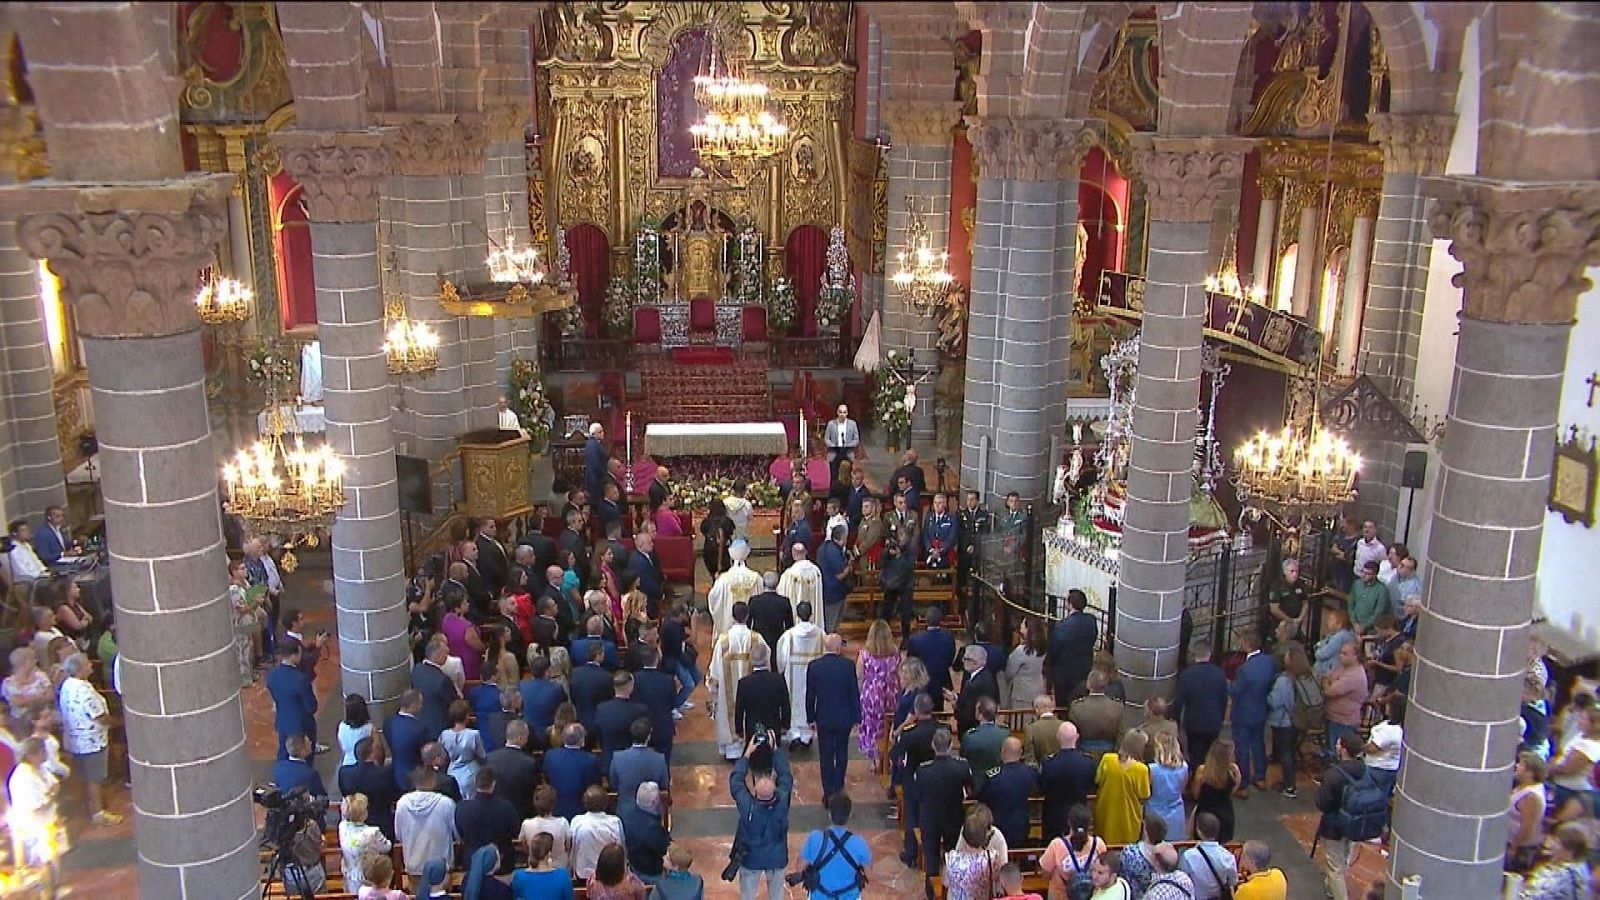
[[935, 286, 967, 356]]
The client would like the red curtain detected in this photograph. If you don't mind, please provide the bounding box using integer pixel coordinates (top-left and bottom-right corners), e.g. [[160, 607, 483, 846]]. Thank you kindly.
[[269, 171, 317, 331], [785, 224, 827, 338], [565, 224, 610, 338]]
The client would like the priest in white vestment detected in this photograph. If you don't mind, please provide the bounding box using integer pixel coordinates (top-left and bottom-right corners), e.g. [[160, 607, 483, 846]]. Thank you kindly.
[[775, 599, 825, 747], [707, 601, 766, 759], [776, 542, 823, 624], [724, 484, 754, 543], [708, 539, 762, 637]]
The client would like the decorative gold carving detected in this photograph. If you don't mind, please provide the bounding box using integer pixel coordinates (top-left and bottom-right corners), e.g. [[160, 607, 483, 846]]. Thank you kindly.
[[0, 105, 49, 183], [1369, 113, 1455, 176], [1089, 24, 1158, 133], [180, 2, 292, 121], [379, 113, 488, 177], [5, 173, 235, 339], [460, 433, 535, 519], [484, 99, 531, 143], [274, 130, 390, 222], [439, 278, 577, 319], [1425, 177, 1600, 326], [883, 101, 962, 148], [638, 1, 752, 67], [965, 117, 1098, 182], [53, 372, 90, 474], [1129, 135, 1253, 222]]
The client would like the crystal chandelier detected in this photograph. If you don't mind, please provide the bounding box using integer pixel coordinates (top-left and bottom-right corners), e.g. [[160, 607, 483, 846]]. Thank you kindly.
[[1233, 416, 1360, 518], [193, 263, 253, 326], [1204, 231, 1266, 304], [689, 34, 787, 173], [223, 406, 345, 533], [486, 239, 544, 285], [890, 201, 954, 315], [382, 295, 440, 378]]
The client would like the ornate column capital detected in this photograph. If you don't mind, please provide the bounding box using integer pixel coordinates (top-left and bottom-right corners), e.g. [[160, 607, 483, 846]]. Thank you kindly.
[[484, 98, 531, 143], [883, 100, 963, 148], [1130, 134, 1253, 223], [0, 173, 234, 338], [1370, 112, 1456, 176], [274, 129, 391, 223], [1425, 176, 1600, 325], [965, 117, 1098, 182], [378, 112, 489, 177]]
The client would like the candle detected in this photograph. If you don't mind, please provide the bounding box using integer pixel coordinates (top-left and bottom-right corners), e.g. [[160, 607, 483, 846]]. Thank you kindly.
[[626, 412, 633, 465], [800, 411, 807, 458]]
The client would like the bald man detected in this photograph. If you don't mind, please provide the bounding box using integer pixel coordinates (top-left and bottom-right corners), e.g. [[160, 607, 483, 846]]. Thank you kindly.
[[806, 633, 861, 801], [1039, 720, 1097, 841], [777, 542, 823, 624], [978, 736, 1040, 848]]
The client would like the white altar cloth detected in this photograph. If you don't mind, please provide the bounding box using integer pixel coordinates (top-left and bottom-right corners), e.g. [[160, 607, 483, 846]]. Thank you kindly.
[[256, 404, 327, 435], [645, 421, 788, 457]]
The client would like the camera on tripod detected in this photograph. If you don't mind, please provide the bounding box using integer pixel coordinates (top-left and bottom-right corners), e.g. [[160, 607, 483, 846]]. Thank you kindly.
[[254, 785, 328, 842], [255, 785, 330, 899]]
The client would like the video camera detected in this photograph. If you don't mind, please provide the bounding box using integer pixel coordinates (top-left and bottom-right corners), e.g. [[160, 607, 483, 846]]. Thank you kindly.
[[254, 785, 328, 848]]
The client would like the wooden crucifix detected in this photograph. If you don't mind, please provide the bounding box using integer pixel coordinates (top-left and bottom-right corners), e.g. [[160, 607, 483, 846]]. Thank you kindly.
[[1587, 371, 1599, 408]]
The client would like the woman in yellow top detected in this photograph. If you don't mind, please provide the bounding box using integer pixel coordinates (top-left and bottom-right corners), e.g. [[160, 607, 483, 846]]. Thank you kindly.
[[1094, 730, 1152, 844]]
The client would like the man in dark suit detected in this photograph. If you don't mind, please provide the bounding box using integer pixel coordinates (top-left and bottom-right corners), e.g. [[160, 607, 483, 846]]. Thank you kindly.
[[457, 545, 494, 617], [411, 636, 461, 739], [474, 517, 509, 597], [569, 641, 616, 742], [339, 735, 398, 839], [271, 734, 326, 798], [280, 610, 326, 686], [1048, 589, 1098, 703], [479, 684, 521, 752], [735, 642, 790, 744], [539, 567, 574, 642], [558, 507, 591, 592], [905, 728, 971, 874], [595, 481, 624, 536], [33, 505, 72, 565], [892, 449, 928, 498], [628, 531, 666, 619], [584, 423, 608, 503], [907, 606, 957, 706], [455, 768, 520, 870], [631, 645, 678, 761], [544, 722, 602, 819], [486, 719, 541, 821], [1171, 641, 1229, 765], [609, 717, 670, 815], [806, 633, 862, 801], [384, 689, 429, 792], [1228, 631, 1278, 791], [570, 616, 621, 671], [1039, 721, 1097, 841], [515, 532, 557, 583], [518, 655, 567, 748], [977, 736, 1038, 848], [594, 671, 650, 774], [647, 465, 671, 512], [529, 594, 562, 651], [946, 643, 1000, 736], [266, 642, 317, 759], [746, 571, 793, 653]]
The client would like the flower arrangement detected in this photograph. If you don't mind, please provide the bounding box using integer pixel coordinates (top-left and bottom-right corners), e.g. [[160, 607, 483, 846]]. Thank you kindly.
[[768, 277, 797, 335], [554, 302, 583, 337], [554, 225, 572, 286], [508, 357, 554, 447], [873, 349, 914, 444], [634, 219, 662, 308], [668, 474, 785, 511], [814, 225, 854, 333], [732, 227, 765, 307], [601, 276, 634, 338], [246, 344, 298, 391]]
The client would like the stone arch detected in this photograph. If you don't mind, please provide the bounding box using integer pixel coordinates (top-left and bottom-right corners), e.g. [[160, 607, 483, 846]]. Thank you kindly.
[[1021, 3, 1088, 119], [277, 2, 372, 129], [377, 1, 445, 113], [1070, 2, 1137, 115], [1361, 1, 1436, 114], [1152, 1, 1255, 136]]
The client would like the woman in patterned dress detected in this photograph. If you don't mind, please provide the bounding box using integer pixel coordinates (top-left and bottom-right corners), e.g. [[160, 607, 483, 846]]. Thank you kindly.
[[227, 560, 265, 688], [856, 619, 902, 763]]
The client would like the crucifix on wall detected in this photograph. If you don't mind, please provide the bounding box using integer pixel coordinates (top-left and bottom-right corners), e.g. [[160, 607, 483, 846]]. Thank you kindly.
[[1586, 371, 1599, 408]]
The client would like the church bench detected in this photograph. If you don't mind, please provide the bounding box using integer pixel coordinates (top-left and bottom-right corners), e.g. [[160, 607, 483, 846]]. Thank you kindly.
[[928, 842, 1245, 897]]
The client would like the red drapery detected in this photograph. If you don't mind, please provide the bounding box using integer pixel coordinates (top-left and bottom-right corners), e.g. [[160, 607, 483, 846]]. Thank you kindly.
[[269, 170, 317, 331], [785, 224, 827, 338], [565, 224, 610, 338]]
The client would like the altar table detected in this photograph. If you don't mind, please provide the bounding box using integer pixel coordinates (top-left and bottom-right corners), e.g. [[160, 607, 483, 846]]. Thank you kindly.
[[256, 403, 326, 435], [645, 421, 788, 457]]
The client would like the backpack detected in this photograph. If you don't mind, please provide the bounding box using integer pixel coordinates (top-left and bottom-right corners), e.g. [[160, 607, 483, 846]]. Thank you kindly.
[[1327, 766, 1388, 842], [1290, 674, 1325, 732], [1064, 843, 1096, 900]]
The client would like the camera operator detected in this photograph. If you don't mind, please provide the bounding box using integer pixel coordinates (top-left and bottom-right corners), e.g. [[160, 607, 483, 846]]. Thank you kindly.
[[793, 793, 871, 899], [727, 730, 793, 900]]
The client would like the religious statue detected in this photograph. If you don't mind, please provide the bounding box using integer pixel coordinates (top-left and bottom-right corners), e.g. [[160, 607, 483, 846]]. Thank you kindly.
[[935, 286, 967, 355]]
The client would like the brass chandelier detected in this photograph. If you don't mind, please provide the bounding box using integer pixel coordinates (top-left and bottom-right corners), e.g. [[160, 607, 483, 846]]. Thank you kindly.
[[1232, 412, 1360, 519], [223, 388, 345, 534], [689, 34, 787, 174], [380, 248, 440, 378], [1204, 230, 1266, 305], [193, 261, 253, 326], [890, 200, 954, 315]]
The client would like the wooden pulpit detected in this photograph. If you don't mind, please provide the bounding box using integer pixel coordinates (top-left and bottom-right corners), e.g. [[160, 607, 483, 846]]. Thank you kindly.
[[458, 429, 534, 520]]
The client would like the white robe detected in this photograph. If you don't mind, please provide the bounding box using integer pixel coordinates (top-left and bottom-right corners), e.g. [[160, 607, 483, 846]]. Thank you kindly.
[[707, 562, 763, 637], [725, 494, 754, 543], [708, 624, 763, 757], [777, 559, 824, 624], [775, 621, 825, 742]]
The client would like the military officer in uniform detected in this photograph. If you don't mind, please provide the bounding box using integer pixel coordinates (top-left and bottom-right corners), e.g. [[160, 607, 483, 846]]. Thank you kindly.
[[957, 490, 991, 622], [904, 728, 972, 878], [996, 492, 1028, 591], [976, 736, 1039, 849]]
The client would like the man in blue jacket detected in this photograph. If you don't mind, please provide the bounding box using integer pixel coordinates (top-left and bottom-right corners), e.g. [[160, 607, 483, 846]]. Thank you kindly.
[[1228, 631, 1278, 791], [798, 793, 872, 900], [907, 605, 957, 706], [1172, 641, 1229, 766], [383, 689, 430, 791], [271, 733, 326, 798], [545, 722, 603, 819], [806, 633, 862, 802], [730, 733, 794, 900], [265, 641, 317, 759], [817, 525, 851, 634]]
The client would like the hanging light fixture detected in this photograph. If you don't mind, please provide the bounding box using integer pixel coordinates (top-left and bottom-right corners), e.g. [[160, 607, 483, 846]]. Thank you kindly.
[[1232, 412, 1360, 519], [689, 28, 787, 176], [194, 261, 254, 326], [1204, 227, 1267, 305], [485, 238, 545, 285], [222, 422, 346, 532], [380, 249, 440, 378], [890, 199, 954, 315]]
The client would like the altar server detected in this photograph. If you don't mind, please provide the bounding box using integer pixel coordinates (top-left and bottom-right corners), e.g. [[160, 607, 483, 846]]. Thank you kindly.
[[707, 601, 765, 760], [775, 600, 825, 749]]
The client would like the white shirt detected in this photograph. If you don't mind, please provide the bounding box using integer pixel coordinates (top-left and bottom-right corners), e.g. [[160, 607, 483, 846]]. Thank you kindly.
[[340, 820, 392, 889], [1179, 842, 1238, 900], [58, 676, 109, 754], [570, 810, 625, 879], [9, 541, 46, 581], [519, 816, 572, 870], [1366, 721, 1403, 771], [1553, 736, 1600, 791], [1353, 537, 1387, 577], [824, 418, 859, 450]]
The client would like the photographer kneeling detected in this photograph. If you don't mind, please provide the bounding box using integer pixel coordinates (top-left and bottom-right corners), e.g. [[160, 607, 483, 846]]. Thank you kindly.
[[727, 730, 794, 900], [793, 793, 872, 899]]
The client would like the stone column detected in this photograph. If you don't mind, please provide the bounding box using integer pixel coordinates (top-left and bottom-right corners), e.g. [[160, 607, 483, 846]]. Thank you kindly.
[[960, 117, 1094, 502], [1336, 214, 1375, 374], [484, 98, 533, 387], [0, 106, 66, 519], [278, 130, 412, 716], [1115, 136, 1250, 704], [1357, 113, 1453, 533], [1252, 185, 1278, 289], [882, 100, 962, 445], [7, 174, 259, 899], [1386, 179, 1600, 899]]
